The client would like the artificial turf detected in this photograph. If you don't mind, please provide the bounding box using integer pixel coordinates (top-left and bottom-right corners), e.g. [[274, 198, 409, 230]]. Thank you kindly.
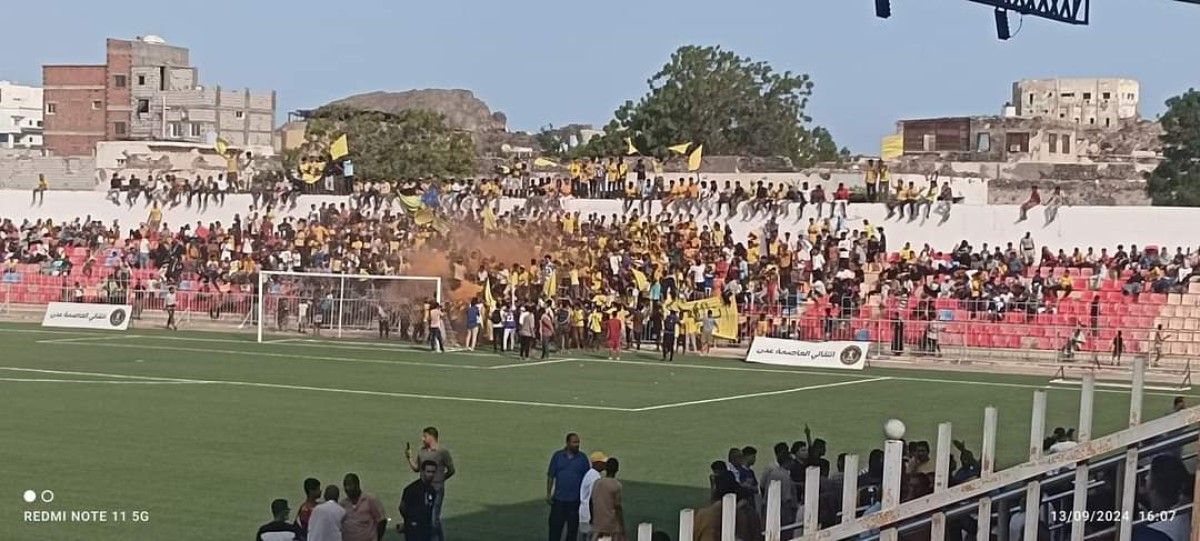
[[0, 323, 1187, 540]]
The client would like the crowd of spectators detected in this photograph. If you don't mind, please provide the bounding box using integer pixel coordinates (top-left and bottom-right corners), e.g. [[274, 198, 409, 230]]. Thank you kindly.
[[5, 175, 1200, 356]]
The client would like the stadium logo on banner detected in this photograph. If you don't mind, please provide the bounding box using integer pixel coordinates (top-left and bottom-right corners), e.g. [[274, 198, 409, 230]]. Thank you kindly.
[[840, 345, 864, 366], [109, 308, 128, 328]]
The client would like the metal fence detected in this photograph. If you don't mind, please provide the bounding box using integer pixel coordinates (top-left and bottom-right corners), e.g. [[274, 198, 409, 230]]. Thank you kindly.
[[627, 361, 1199, 541]]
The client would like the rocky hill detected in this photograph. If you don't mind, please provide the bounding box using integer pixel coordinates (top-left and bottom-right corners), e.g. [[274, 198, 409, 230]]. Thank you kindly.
[[328, 89, 508, 133]]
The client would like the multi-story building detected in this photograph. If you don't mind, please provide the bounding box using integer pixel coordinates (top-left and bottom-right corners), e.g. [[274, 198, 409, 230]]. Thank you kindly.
[[1011, 78, 1140, 128], [0, 81, 43, 149], [42, 36, 275, 156]]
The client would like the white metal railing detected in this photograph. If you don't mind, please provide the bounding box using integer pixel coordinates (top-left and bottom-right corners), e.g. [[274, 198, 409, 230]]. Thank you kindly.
[[628, 358, 1198, 541]]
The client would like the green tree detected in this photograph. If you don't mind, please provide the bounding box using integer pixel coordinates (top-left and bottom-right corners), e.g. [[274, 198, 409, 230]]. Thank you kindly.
[[298, 105, 475, 180], [1147, 89, 1200, 206], [583, 45, 847, 166]]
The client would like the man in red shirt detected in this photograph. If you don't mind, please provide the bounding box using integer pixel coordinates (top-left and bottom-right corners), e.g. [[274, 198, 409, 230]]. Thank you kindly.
[[605, 309, 624, 361]]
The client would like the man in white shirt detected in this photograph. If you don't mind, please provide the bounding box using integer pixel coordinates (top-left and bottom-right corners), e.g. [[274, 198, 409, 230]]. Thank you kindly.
[[307, 485, 345, 541], [578, 452, 609, 541]]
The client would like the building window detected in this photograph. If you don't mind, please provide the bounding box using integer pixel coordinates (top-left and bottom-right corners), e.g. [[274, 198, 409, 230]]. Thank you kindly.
[[1089, 118, 1096, 125], [168, 123, 182, 138], [1062, 136, 1071, 154], [114, 122, 127, 136], [91, 100, 102, 110], [1028, 93, 1034, 105], [116, 158, 127, 167], [976, 133, 991, 152], [1105, 118, 1111, 127], [1083, 92, 1092, 101], [137, 75, 146, 86], [1061, 92, 1075, 98], [190, 123, 202, 137], [1102, 92, 1111, 100], [1006, 132, 1030, 153], [114, 75, 127, 88], [235, 111, 245, 119], [137, 99, 150, 114], [1048, 134, 1058, 153], [46, 103, 57, 115]]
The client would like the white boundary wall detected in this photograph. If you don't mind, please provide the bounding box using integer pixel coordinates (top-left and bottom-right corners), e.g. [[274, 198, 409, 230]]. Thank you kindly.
[[1, 190, 1196, 253]]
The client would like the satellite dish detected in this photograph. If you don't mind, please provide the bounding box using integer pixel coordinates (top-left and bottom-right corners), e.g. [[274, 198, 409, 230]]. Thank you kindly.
[[500, 144, 513, 153], [142, 35, 167, 44]]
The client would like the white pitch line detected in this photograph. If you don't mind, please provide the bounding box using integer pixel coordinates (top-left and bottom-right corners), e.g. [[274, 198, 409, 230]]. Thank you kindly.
[[489, 358, 585, 370], [0, 378, 205, 385], [36, 341, 485, 370], [0, 366, 199, 382], [0, 366, 632, 412], [631, 377, 893, 412], [37, 335, 141, 344]]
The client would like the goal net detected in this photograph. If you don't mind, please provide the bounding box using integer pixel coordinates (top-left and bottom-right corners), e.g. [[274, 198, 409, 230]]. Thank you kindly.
[[256, 271, 444, 344]]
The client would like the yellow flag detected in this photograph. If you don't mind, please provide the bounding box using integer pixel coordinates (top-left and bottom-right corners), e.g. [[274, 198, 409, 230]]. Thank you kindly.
[[687, 144, 703, 172], [214, 137, 229, 155], [668, 142, 691, 155], [631, 268, 650, 292], [533, 157, 558, 168], [484, 278, 496, 314], [398, 195, 425, 214], [881, 134, 903, 161], [543, 269, 558, 298], [481, 204, 497, 232], [625, 137, 639, 156], [330, 134, 350, 160]]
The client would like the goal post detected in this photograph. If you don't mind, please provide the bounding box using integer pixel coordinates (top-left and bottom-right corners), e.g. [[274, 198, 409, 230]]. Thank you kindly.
[[256, 270, 442, 343]]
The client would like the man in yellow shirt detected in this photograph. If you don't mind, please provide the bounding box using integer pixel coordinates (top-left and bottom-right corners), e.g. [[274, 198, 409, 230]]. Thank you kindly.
[[32, 174, 48, 205]]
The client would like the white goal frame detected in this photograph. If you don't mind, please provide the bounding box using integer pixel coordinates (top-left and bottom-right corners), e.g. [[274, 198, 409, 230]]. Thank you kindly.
[[256, 270, 442, 342]]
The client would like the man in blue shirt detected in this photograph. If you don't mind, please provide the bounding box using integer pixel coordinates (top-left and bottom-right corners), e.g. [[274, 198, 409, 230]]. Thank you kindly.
[[546, 432, 589, 541], [465, 298, 481, 351]]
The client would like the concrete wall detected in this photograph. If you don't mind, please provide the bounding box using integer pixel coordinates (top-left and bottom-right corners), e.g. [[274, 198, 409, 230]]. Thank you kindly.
[[1, 191, 1194, 254], [93, 141, 231, 181], [0, 152, 97, 190]]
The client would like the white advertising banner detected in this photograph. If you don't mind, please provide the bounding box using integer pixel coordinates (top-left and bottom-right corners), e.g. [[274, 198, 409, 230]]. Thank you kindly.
[[745, 337, 868, 370], [41, 302, 133, 331]]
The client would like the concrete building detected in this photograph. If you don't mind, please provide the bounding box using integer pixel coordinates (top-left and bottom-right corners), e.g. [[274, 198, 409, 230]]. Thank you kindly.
[[898, 116, 1086, 164], [0, 81, 43, 149], [1011, 78, 1140, 128], [42, 36, 275, 157]]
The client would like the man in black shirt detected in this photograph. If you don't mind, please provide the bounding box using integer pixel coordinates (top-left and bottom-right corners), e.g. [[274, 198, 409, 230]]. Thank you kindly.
[[256, 499, 303, 541], [399, 460, 439, 541]]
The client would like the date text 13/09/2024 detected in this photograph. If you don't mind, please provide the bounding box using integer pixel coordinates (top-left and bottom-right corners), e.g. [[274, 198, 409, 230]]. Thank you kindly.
[[23, 510, 151, 523], [1052, 509, 1177, 523]]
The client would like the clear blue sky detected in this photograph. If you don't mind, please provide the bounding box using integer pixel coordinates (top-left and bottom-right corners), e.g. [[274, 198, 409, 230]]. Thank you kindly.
[[5, 0, 1198, 153]]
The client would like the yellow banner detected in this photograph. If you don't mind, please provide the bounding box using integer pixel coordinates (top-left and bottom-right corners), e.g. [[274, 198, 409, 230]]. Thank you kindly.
[[398, 195, 425, 214], [665, 295, 738, 340], [533, 157, 558, 168], [881, 135, 903, 161], [300, 161, 325, 184]]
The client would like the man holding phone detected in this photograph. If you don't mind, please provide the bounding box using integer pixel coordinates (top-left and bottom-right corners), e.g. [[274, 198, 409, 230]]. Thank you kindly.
[[405, 427, 454, 541]]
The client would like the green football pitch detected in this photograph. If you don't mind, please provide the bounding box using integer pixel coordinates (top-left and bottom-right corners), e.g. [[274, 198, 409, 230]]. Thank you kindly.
[[0, 323, 1190, 541]]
